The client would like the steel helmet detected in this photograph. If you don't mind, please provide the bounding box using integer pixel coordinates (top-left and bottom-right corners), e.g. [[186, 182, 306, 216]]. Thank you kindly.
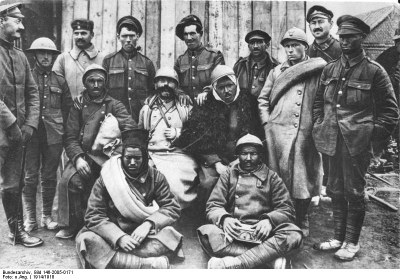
[[82, 64, 108, 84], [210, 65, 235, 85], [26, 37, 60, 54], [235, 133, 263, 154], [155, 67, 179, 85], [280, 27, 308, 47]]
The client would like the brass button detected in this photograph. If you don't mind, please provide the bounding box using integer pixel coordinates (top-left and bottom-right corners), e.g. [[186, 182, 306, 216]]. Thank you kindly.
[[297, 90, 302, 95], [295, 113, 299, 117], [342, 77, 345, 81], [294, 123, 298, 128], [338, 91, 343, 95], [336, 104, 341, 108]]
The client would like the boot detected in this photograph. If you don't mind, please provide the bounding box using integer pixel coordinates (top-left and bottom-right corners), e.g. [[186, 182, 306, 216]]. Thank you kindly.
[[55, 190, 81, 239], [109, 251, 169, 269], [294, 198, 311, 237], [41, 215, 58, 230], [2, 191, 43, 247], [22, 186, 38, 232], [41, 179, 58, 229]]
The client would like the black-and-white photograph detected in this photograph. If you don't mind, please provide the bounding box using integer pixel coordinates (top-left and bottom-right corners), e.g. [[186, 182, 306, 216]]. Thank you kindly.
[[0, 0, 398, 272]]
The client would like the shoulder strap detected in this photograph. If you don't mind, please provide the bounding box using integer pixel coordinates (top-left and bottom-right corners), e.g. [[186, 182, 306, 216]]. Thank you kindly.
[[68, 52, 86, 73]]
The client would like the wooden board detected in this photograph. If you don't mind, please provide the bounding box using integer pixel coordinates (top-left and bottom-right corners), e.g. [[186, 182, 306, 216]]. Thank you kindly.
[[160, 0, 176, 67], [116, 0, 133, 50], [238, 0, 252, 59], [102, 0, 118, 53], [145, 0, 161, 68], [61, 0, 75, 51], [191, 0, 208, 46], [287, 1, 306, 31], [89, 0, 103, 53], [73, 0, 88, 19], [131, 0, 147, 53], [271, 1, 287, 62], [222, 1, 238, 67], [253, 0, 272, 54], [208, 0, 223, 51], [175, 0, 191, 59]]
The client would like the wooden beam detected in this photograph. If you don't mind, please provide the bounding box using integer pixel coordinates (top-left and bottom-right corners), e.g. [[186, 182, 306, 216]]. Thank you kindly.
[[238, 0, 252, 58], [61, 0, 74, 51], [222, 1, 238, 67], [89, 0, 104, 53], [132, 0, 146, 55], [102, 0, 118, 54], [253, 1, 272, 54], [208, 0, 223, 51], [271, 1, 287, 62], [160, 0, 176, 67], [175, 0, 191, 59], [73, 0, 88, 19], [145, 0, 161, 68]]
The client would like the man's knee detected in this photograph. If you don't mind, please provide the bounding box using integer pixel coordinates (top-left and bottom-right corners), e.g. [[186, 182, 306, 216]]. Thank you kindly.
[[271, 230, 303, 255]]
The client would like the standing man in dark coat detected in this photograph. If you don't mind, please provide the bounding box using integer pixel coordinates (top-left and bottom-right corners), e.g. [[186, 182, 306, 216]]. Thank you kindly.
[[233, 30, 278, 97], [0, 3, 43, 247], [56, 64, 136, 239], [103, 16, 156, 123], [312, 16, 399, 261], [174, 15, 225, 105], [23, 38, 72, 233]]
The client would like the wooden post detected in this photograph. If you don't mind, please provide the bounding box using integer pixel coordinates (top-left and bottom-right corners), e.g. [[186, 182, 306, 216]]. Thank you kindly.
[[131, 0, 147, 55], [253, 1, 272, 55], [61, 0, 74, 52], [146, 0, 161, 68], [160, 0, 176, 67], [208, 0, 223, 51], [222, 1, 239, 67], [271, 1, 287, 62], [238, 0, 252, 59], [89, 0, 104, 53], [102, 0, 118, 54], [175, 0, 191, 59]]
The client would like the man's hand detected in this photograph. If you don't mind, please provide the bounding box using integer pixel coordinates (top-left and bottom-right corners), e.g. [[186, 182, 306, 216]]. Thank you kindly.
[[131, 221, 152, 246], [178, 94, 191, 106], [215, 162, 228, 175], [21, 125, 34, 145], [6, 122, 22, 143], [195, 92, 208, 106], [117, 235, 137, 252], [252, 219, 272, 241], [164, 128, 177, 140], [75, 157, 91, 178], [73, 96, 83, 110], [223, 217, 242, 241]]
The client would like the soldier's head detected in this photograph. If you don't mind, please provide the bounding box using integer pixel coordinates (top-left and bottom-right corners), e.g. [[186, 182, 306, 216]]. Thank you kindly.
[[117, 16, 142, 53], [71, 19, 94, 50], [0, 3, 24, 42], [176, 15, 203, 51], [307, 5, 334, 41], [122, 129, 149, 177], [337, 15, 369, 56], [154, 67, 179, 101], [281, 27, 309, 64], [245, 30, 271, 59], [211, 65, 239, 104], [82, 64, 107, 99], [26, 37, 60, 70], [235, 134, 263, 173]]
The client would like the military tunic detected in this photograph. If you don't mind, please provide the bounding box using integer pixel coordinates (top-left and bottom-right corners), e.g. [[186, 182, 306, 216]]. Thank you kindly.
[[308, 35, 342, 63]]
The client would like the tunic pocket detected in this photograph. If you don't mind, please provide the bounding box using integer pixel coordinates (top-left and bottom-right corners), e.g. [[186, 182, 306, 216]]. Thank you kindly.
[[346, 81, 371, 106], [108, 67, 125, 89], [134, 68, 149, 90], [49, 86, 62, 109], [322, 77, 338, 103]]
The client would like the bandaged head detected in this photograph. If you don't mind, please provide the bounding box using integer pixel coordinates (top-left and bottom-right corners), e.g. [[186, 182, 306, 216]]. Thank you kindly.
[[210, 65, 239, 104]]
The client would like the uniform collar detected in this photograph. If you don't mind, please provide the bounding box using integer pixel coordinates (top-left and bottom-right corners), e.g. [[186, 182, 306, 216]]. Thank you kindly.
[[233, 162, 269, 182], [82, 90, 111, 104], [70, 43, 99, 59], [120, 47, 138, 59], [34, 65, 51, 76], [187, 43, 205, 57], [281, 55, 309, 71], [249, 53, 269, 69], [124, 166, 149, 183], [340, 50, 365, 68], [313, 35, 335, 51], [0, 37, 14, 49]]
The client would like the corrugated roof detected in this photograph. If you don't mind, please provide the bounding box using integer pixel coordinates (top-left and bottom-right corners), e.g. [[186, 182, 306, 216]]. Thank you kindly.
[[356, 4, 400, 30]]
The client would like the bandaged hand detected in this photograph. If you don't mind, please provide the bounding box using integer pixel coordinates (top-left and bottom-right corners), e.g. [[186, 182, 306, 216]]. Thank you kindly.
[[195, 92, 208, 106], [131, 221, 152, 246], [164, 128, 177, 140], [6, 122, 22, 143], [21, 125, 34, 145], [252, 219, 272, 241], [75, 157, 91, 178], [223, 217, 242, 241], [215, 162, 228, 175], [117, 235, 137, 252]]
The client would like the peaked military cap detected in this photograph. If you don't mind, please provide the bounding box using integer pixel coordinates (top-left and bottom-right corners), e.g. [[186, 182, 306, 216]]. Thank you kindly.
[[245, 30, 271, 44], [117, 15, 143, 36], [306, 5, 333, 23], [0, 2, 24, 18], [337, 15, 370, 35], [175, 14, 203, 40], [71, 19, 94, 32]]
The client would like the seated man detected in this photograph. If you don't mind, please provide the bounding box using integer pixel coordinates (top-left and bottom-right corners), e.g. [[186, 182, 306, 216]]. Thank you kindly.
[[56, 64, 136, 239], [198, 134, 303, 269], [139, 67, 198, 209], [76, 129, 182, 269]]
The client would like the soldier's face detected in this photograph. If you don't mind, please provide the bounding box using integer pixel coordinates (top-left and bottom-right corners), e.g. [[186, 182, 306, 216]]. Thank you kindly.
[[85, 75, 105, 99], [122, 147, 144, 176], [238, 145, 261, 172], [339, 34, 364, 55], [183, 25, 202, 50], [248, 39, 268, 58], [0, 16, 24, 41], [155, 77, 177, 100], [73, 29, 93, 49], [284, 40, 307, 63], [35, 50, 54, 68], [215, 77, 237, 104], [118, 27, 139, 53], [309, 18, 332, 40]]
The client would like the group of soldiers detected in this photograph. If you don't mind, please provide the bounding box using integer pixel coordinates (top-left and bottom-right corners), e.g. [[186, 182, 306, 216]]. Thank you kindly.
[[0, 2, 399, 269]]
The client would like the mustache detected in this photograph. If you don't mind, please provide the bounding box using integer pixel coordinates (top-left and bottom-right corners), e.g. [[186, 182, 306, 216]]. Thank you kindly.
[[313, 28, 323, 32], [156, 85, 174, 94]]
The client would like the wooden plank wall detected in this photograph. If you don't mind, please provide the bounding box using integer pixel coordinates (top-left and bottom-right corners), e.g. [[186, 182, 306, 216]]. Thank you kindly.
[[61, 0, 306, 68]]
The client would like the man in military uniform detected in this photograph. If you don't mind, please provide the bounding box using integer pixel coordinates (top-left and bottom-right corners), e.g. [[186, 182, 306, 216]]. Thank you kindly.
[[233, 30, 278, 98], [23, 38, 73, 233], [103, 16, 156, 123], [174, 15, 225, 105], [0, 3, 43, 247], [312, 16, 399, 261], [53, 19, 104, 99], [307, 5, 341, 63]]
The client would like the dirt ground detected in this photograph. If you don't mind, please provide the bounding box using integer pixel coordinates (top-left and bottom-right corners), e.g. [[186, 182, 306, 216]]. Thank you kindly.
[[0, 173, 398, 269]]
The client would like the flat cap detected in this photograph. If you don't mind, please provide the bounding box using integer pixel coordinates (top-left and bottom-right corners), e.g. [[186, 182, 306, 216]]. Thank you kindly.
[[0, 3, 24, 18], [306, 5, 333, 23], [117, 15, 142, 36], [175, 14, 203, 40], [337, 15, 370, 35], [245, 30, 271, 44], [71, 18, 94, 32]]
